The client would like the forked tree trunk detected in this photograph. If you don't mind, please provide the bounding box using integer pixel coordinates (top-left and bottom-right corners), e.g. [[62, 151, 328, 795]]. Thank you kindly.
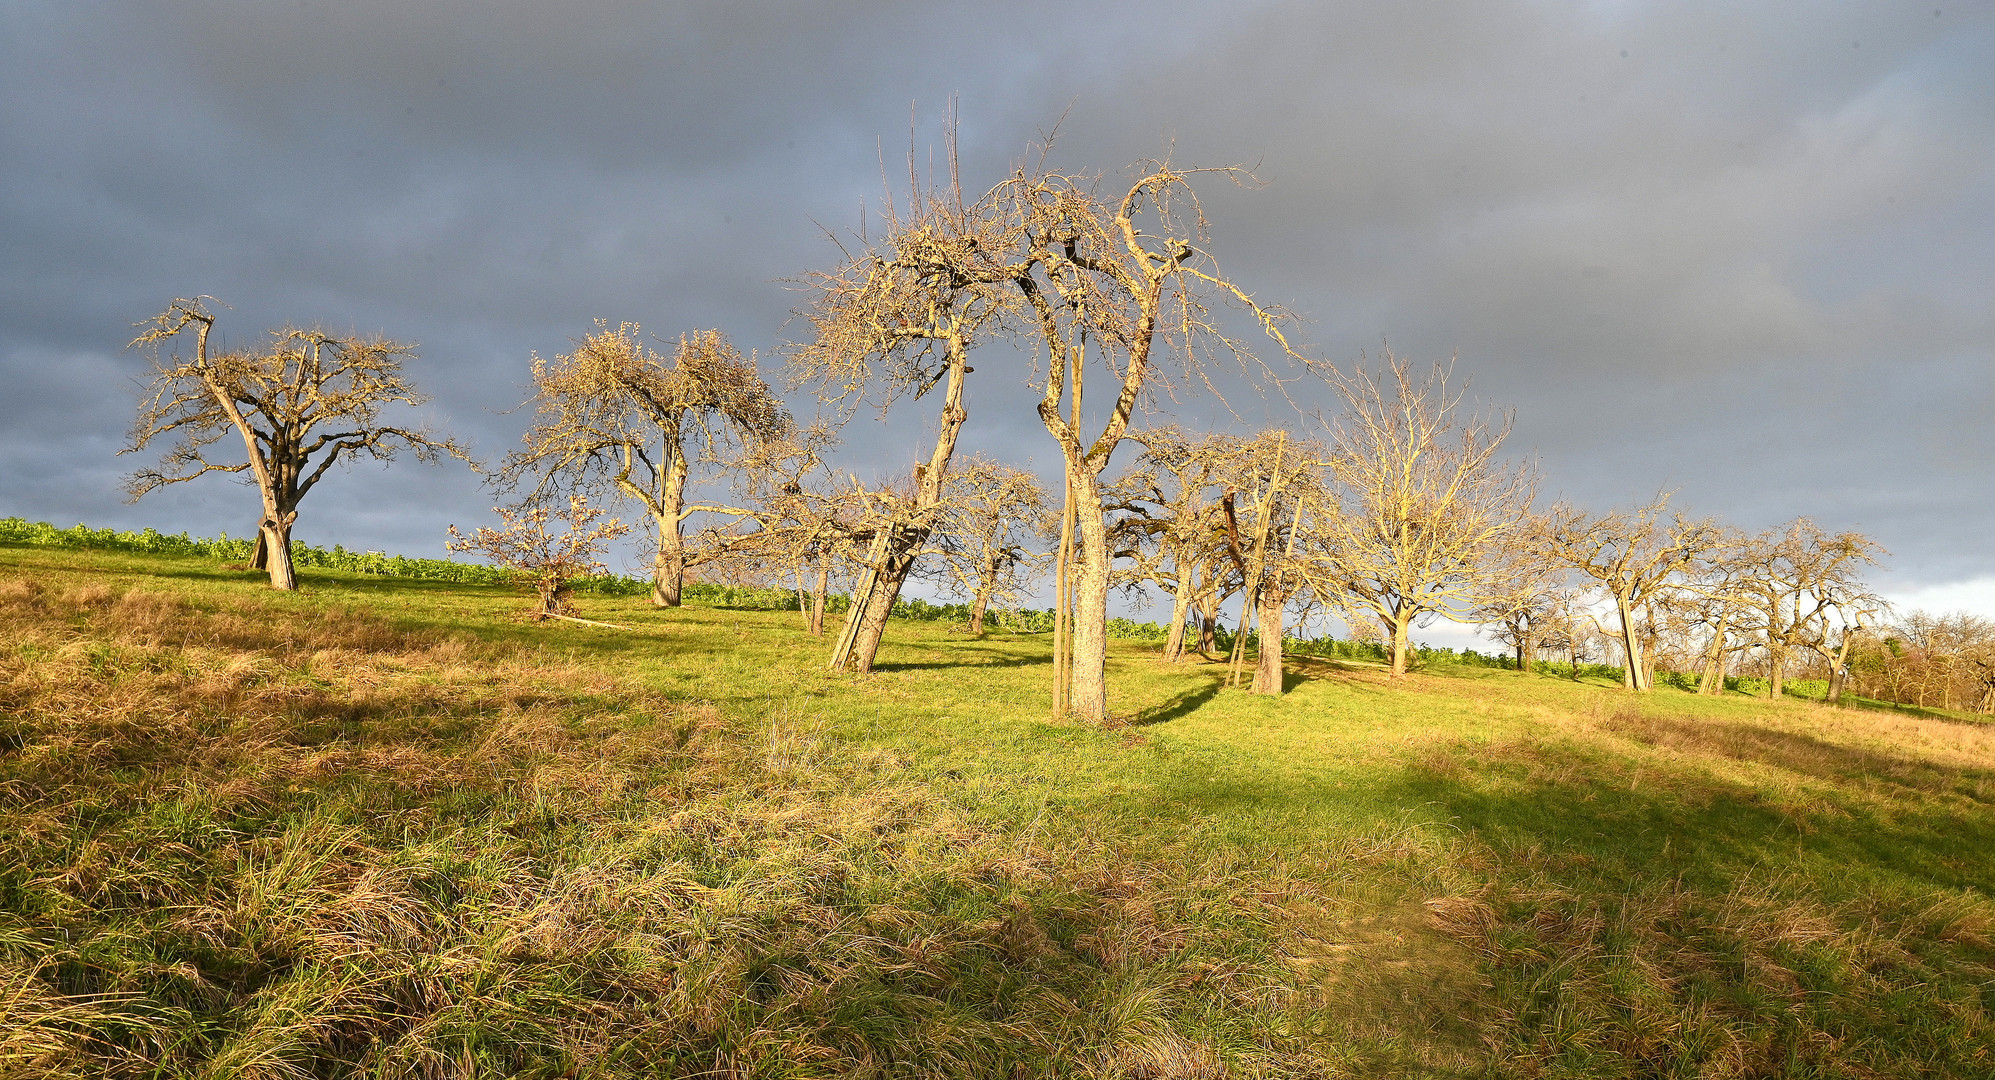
[[1196, 592, 1220, 655], [1252, 588, 1286, 695], [1824, 635, 1855, 705], [258, 508, 297, 591], [1698, 617, 1731, 695], [832, 525, 925, 673], [1701, 649, 1729, 696], [648, 444, 691, 608]]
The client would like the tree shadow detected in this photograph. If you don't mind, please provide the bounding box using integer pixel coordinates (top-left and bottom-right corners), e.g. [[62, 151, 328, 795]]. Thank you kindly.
[[1834, 695, 1989, 726], [1388, 734, 1995, 894], [870, 652, 1048, 672], [1133, 677, 1224, 726], [1603, 710, 1995, 804]]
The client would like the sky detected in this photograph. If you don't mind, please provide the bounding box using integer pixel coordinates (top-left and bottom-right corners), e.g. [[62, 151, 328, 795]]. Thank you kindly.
[[2, 0, 1990, 645]]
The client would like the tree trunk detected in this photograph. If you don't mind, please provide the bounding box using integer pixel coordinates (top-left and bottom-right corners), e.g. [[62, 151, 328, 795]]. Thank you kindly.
[[1768, 650, 1784, 700], [833, 524, 925, 673], [1067, 471, 1112, 723], [1514, 640, 1528, 672], [1613, 595, 1646, 691], [535, 579, 573, 620], [1158, 544, 1196, 663], [1389, 611, 1413, 678], [1196, 591, 1220, 655], [969, 548, 1001, 635], [1252, 588, 1286, 695], [651, 461, 688, 608], [809, 564, 828, 635], [635, 436, 690, 608], [828, 338, 970, 673], [1697, 616, 1730, 695], [1162, 569, 1194, 663], [259, 509, 297, 591], [1825, 635, 1854, 705], [652, 527, 684, 607]]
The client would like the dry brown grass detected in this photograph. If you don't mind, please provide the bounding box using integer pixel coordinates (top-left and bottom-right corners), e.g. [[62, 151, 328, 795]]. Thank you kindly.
[[0, 570, 1336, 1078], [12, 549, 1995, 1078]]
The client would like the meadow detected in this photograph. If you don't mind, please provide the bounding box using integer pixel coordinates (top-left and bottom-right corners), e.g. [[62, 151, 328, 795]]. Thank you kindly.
[[3, 544, 1993, 1078]]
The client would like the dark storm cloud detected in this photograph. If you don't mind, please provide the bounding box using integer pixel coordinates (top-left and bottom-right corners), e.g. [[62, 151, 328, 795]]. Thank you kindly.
[[2, 0, 1989, 614]]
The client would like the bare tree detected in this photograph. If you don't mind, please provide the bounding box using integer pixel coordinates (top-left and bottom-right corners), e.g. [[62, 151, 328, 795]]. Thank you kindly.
[[1742, 518, 1886, 702], [1959, 618, 1995, 714], [499, 322, 789, 607], [1855, 611, 1995, 713], [1543, 495, 1720, 692], [1109, 427, 1241, 663], [791, 143, 1022, 673], [1216, 430, 1322, 695], [687, 422, 856, 634], [447, 496, 631, 620], [932, 456, 1050, 635], [1300, 356, 1537, 678], [123, 298, 471, 590], [1671, 526, 1761, 695], [1470, 518, 1570, 673], [999, 160, 1300, 720]]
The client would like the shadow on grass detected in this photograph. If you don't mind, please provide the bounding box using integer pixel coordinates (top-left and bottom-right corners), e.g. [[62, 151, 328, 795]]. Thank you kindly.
[[1133, 677, 1224, 726], [1387, 735, 1995, 895], [872, 651, 1049, 672], [1829, 694, 1990, 726], [1605, 711, 1995, 803]]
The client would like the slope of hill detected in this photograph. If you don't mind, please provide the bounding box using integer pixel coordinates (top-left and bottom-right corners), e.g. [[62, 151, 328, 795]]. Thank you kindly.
[[4, 545, 1992, 1078]]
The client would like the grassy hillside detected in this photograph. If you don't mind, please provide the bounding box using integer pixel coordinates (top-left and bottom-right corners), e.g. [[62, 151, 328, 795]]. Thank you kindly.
[[3, 545, 1993, 1078]]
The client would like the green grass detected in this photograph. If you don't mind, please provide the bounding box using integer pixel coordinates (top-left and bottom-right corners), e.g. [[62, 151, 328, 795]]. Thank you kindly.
[[4, 544, 1994, 1078]]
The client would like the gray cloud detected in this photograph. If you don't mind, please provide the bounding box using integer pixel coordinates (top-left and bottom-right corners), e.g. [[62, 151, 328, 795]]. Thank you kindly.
[[2, 0, 1989, 615]]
